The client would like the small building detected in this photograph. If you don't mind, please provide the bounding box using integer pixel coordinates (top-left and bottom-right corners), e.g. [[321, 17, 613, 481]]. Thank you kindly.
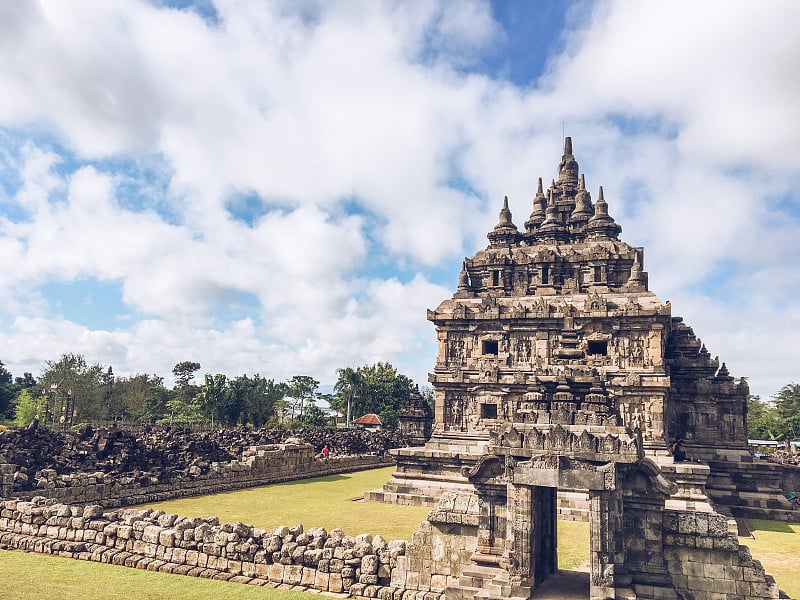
[[352, 413, 382, 431]]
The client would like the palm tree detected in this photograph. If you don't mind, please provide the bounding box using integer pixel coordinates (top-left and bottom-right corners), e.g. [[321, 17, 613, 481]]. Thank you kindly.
[[334, 367, 362, 428]]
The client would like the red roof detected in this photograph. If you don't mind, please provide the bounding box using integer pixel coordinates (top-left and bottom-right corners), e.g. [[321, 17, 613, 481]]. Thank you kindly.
[[353, 413, 382, 426]]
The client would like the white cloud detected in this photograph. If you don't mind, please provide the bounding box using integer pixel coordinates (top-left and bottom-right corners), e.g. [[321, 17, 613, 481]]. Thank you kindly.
[[0, 0, 798, 401]]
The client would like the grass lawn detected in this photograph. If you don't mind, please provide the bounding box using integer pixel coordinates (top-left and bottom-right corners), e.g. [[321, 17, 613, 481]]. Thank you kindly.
[[739, 519, 800, 599], [142, 466, 431, 541], [2, 467, 798, 598], [0, 549, 319, 600]]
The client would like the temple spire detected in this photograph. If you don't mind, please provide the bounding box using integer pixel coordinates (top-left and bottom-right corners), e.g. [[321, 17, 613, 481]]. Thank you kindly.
[[557, 136, 579, 187], [626, 250, 647, 290], [524, 177, 547, 234], [586, 186, 621, 240], [538, 188, 567, 241], [499, 196, 512, 225], [487, 196, 521, 247], [541, 190, 559, 226], [457, 260, 471, 291], [569, 173, 593, 224]]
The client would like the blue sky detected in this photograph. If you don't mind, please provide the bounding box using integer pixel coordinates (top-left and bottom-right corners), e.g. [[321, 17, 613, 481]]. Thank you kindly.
[[0, 0, 799, 400]]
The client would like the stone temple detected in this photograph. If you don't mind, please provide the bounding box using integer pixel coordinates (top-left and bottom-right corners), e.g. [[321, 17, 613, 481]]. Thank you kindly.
[[367, 139, 789, 599]]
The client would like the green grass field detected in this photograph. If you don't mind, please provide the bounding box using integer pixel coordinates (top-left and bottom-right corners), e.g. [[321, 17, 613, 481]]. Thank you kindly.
[[0, 550, 319, 600], [1, 467, 798, 598], [738, 519, 800, 599], [142, 467, 431, 541]]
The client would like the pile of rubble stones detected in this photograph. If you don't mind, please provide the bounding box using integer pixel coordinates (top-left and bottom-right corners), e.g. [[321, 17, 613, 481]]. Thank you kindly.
[[763, 448, 800, 466], [0, 424, 409, 494]]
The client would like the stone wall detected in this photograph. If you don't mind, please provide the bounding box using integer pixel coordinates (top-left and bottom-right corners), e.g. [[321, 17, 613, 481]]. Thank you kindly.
[[780, 463, 800, 498], [1, 444, 393, 508], [0, 496, 443, 600], [0, 489, 787, 600], [662, 509, 782, 599]]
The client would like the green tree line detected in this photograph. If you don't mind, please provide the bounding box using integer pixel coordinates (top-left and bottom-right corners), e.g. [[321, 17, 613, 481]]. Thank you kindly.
[[0, 355, 428, 430], [748, 384, 800, 441]]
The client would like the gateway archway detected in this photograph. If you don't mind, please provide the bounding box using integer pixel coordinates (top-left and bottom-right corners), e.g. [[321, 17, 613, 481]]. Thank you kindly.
[[455, 425, 677, 600]]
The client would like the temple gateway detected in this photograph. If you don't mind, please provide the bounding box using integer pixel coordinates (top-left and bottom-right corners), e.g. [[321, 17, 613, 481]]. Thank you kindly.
[[368, 139, 790, 599]]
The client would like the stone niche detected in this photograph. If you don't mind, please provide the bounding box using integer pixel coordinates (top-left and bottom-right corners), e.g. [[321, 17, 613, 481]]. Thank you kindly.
[[367, 139, 788, 599]]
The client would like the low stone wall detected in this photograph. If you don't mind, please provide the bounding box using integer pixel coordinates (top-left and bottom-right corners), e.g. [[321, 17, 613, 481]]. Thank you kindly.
[[1, 443, 393, 508], [662, 509, 781, 599], [0, 497, 443, 600], [781, 463, 800, 496]]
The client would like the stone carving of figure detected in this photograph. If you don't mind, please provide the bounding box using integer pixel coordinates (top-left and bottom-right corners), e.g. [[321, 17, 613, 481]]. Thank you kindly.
[[630, 412, 643, 432], [630, 340, 643, 365], [448, 338, 465, 364], [451, 395, 465, 430]]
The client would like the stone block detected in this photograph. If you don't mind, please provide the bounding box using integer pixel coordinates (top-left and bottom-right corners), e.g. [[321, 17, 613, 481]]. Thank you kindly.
[[284, 564, 303, 585], [301, 566, 316, 587], [362, 554, 379, 574], [430, 573, 447, 591], [159, 529, 176, 547], [314, 570, 330, 590], [329, 572, 344, 593], [142, 525, 161, 544]]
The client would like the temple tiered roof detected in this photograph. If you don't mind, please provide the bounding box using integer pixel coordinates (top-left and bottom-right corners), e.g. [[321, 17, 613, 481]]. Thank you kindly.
[[461, 137, 643, 298]]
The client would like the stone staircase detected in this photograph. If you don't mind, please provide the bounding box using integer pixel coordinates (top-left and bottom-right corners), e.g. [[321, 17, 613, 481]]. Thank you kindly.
[[446, 557, 530, 600]]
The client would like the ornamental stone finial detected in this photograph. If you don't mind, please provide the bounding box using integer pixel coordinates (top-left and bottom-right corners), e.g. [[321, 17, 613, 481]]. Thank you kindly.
[[488, 196, 520, 247]]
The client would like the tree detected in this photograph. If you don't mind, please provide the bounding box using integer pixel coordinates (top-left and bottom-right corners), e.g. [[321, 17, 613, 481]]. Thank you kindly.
[[39, 353, 106, 422], [13, 389, 40, 426], [196, 373, 238, 426], [101, 366, 115, 420], [230, 375, 287, 428], [746, 385, 800, 441], [333, 362, 414, 429], [420, 385, 435, 411], [286, 375, 320, 425], [380, 406, 399, 430], [111, 373, 170, 423], [296, 401, 328, 428], [747, 395, 780, 440], [0, 360, 14, 419], [172, 361, 201, 389], [163, 394, 205, 425], [168, 360, 202, 423], [14, 372, 36, 389], [333, 367, 362, 427], [774, 383, 800, 440]]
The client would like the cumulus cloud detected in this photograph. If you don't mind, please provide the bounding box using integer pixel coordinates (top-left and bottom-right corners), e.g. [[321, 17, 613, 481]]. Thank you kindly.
[[0, 0, 798, 398]]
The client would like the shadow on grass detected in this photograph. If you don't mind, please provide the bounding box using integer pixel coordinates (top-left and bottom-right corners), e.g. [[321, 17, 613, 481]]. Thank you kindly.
[[282, 473, 351, 484], [750, 519, 795, 534]]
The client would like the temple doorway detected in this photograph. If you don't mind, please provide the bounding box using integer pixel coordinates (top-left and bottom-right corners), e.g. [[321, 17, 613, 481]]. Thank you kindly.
[[528, 485, 590, 599], [530, 485, 557, 586]]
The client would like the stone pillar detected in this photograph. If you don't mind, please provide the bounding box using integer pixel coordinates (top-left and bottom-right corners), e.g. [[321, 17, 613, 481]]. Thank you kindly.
[[506, 483, 557, 593], [506, 483, 532, 586], [476, 492, 499, 556], [619, 469, 676, 598], [589, 488, 623, 600], [434, 389, 446, 434]]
